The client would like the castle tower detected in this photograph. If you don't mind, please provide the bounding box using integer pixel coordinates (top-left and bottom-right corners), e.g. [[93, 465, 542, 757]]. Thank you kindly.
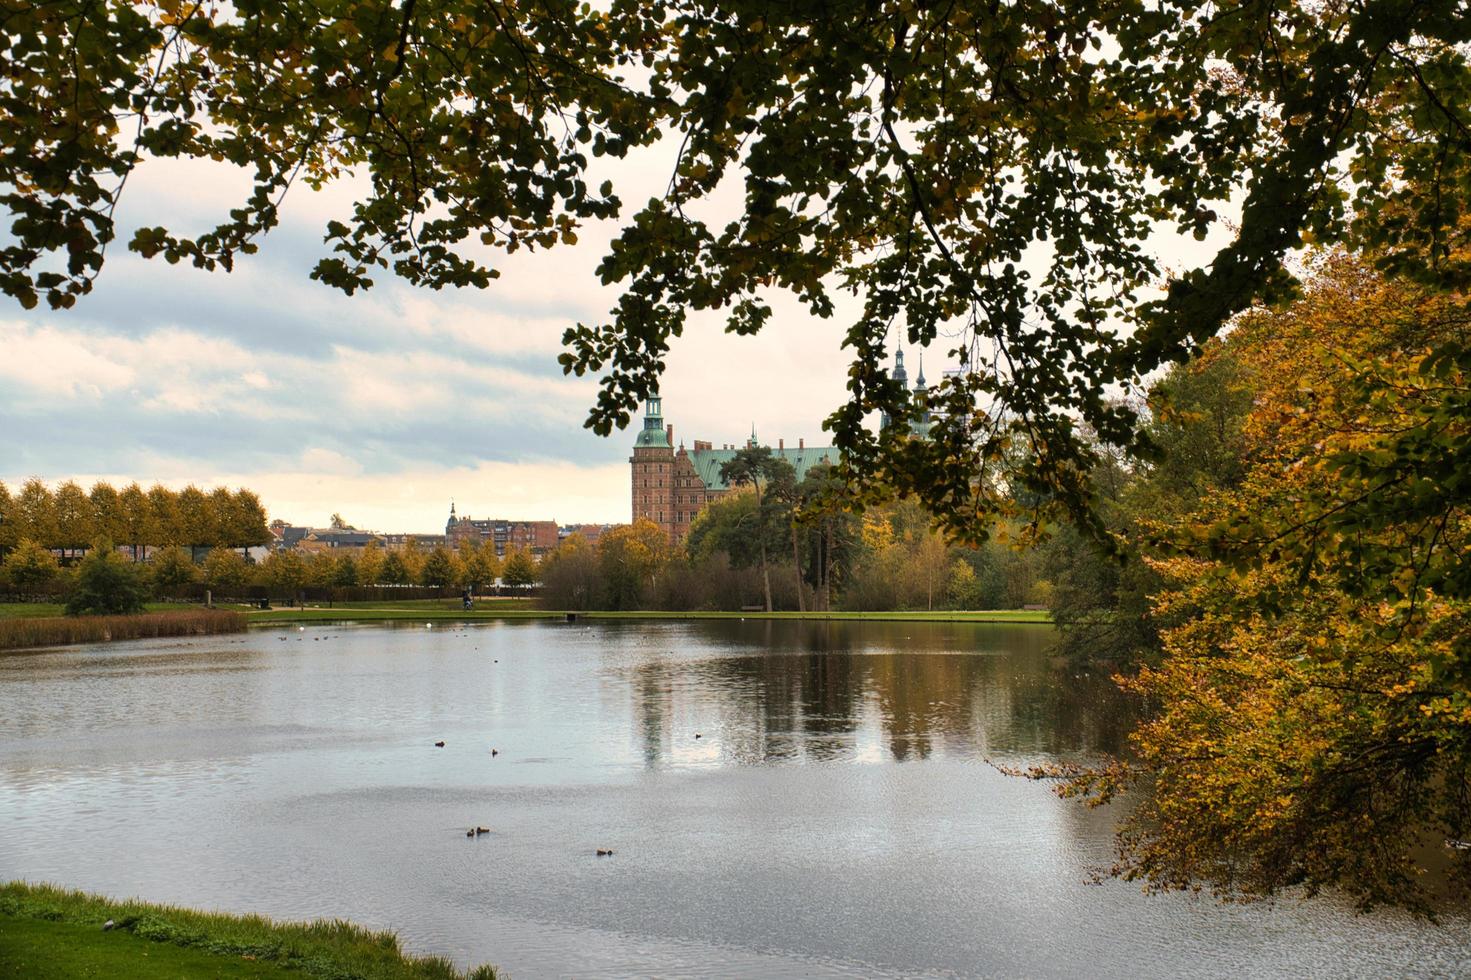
[[912, 354, 933, 439], [881, 348, 908, 431], [630, 396, 675, 532]]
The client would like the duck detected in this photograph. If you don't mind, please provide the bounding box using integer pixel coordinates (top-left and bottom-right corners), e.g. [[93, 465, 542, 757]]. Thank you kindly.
[[596, 849, 614, 857], [694, 733, 702, 739], [466, 828, 475, 838], [490, 748, 499, 757], [434, 740, 445, 748], [475, 826, 490, 835]]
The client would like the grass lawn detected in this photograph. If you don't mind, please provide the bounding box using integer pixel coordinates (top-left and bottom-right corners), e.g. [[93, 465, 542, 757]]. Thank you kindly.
[[241, 602, 1051, 626], [0, 601, 195, 620], [0, 882, 496, 980], [0, 917, 300, 979]]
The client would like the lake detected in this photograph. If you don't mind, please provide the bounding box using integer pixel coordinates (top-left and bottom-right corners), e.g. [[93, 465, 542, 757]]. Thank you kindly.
[[2, 620, 1468, 977]]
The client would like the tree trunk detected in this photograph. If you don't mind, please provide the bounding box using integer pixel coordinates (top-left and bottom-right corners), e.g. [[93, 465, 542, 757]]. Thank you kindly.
[[791, 520, 806, 614], [822, 523, 832, 611], [760, 538, 773, 612]]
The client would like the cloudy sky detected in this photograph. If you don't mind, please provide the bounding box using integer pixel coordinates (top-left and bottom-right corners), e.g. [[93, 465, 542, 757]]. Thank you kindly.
[[1, 143, 875, 534]]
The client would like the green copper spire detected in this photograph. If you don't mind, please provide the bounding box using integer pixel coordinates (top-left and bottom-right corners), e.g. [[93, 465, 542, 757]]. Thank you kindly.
[[634, 396, 670, 448]]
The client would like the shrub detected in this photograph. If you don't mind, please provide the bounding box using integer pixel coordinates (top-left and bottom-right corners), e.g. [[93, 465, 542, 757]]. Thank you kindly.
[[66, 540, 147, 615]]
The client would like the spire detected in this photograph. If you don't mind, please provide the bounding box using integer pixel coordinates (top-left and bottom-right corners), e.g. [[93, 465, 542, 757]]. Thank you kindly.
[[916, 352, 926, 389], [893, 345, 908, 386], [634, 396, 672, 449]]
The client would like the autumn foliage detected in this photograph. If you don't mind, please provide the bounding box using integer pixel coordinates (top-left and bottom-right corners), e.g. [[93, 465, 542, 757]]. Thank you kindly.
[[1068, 254, 1471, 912]]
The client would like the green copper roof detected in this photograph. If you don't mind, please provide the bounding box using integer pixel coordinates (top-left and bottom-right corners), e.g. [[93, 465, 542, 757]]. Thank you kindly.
[[686, 446, 840, 490], [634, 422, 670, 448]]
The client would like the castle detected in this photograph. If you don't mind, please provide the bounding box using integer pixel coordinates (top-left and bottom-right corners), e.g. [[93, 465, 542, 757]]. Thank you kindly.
[[631, 349, 933, 542]]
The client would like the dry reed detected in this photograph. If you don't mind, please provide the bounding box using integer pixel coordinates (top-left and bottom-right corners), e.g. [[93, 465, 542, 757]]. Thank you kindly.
[[0, 609, 246, 651]]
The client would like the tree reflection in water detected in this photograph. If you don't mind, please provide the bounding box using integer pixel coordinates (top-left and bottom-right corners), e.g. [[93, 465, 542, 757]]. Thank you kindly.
[[618, 620, 1137, 769]]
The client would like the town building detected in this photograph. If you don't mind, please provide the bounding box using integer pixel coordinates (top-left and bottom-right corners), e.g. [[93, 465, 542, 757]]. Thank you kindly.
[[296, 528, 384, 553], [560, 523, 616, 546], [445, 505, 560, 556], [380, 532, 447, 551]]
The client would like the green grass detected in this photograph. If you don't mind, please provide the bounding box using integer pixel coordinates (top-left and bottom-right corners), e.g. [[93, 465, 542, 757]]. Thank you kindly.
[[242, 603, 1051, 626], [0, 882, 497, 980], [0, 601, 196, 620], [0, 916, 301, 978]]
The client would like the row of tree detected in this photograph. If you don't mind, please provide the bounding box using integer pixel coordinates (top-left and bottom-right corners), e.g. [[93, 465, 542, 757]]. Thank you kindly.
[[0, 536, 541, 598], [0, 480, 271, 559]]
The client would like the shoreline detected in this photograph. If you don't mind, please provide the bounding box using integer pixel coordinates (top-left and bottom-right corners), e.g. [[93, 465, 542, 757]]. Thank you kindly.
[[0, 881, 497, 980], [0, 603, 1052, 650], [239, 607, 1052, 626]]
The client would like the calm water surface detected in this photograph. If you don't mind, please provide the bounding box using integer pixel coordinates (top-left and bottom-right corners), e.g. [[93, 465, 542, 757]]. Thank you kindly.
[[2, 620, 1468, 978]]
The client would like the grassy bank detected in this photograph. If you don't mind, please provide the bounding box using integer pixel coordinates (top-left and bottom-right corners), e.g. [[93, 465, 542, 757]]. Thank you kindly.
[[0, 609, 246, 651], [0, 601, 196, 620], [243, 603, 1051, 626], [0, 882, 497, 980]]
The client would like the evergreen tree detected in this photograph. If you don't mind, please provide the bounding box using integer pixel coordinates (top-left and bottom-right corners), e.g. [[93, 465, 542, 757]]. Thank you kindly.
[[66, 540, 147, 615]]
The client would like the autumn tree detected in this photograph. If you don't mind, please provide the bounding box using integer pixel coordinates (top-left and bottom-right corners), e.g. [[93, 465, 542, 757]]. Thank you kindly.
[[89, 482, 125, 547], [52, 481, 95, 557], [356, 541, 386, 587], [379, 551, 410, 587], [15, 479, 57, 548], [460, 541, 500, 594], [419, 546, 459, 588], [332, 554, 359, 588], [501, 547, 538, 588], [596, 520, 668, 609], [2, 538, 60, 594], [260, 549, 307, 596], [0, 482, 15, 560], [202, 547, 249, 592], [718, 447, 791, 612], [148, 545, 199, 597], [117, 483, 149, 561], [539, 534, 600, 609], [1064, 254, 1471, 912], [304, 551, 339, 589]]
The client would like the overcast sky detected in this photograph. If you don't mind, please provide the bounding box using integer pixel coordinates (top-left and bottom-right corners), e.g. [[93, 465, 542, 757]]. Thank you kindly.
[[0, 143, 881, 534]]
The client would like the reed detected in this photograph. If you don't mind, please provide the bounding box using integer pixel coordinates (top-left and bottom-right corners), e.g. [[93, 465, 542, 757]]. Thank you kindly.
[[0, 609, 246, 651]]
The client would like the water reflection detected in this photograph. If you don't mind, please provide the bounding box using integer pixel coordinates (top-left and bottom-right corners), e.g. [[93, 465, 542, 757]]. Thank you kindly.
[[2, 620, 1466, 980], [615, 620, 1134, 768]]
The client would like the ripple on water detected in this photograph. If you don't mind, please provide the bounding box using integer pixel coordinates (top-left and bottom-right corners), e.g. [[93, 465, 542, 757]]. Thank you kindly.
[[2, 622, 1468, 980]]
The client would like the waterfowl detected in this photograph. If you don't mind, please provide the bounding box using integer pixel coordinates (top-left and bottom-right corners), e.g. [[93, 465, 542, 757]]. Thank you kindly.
[[490, 748, 498, 757], [596, 849, 614, 857], [694, 733, 702, 739], [475, 826, 490, 835], [466, 828, 475, 838], [434, 740, 445, 747]]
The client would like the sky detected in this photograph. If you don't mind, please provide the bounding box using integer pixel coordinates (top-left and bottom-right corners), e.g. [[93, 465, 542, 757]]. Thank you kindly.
[[0, 141, 875, 534]]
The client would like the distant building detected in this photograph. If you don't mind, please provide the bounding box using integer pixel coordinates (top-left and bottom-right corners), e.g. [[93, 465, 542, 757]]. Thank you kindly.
[[380, 532, 446, 551], [632, 348, 934, 542], [268, 520, 312, 551], [296, 528, 384, 553], [445, 505, 559, 556], [629, 396, 840, 543], [560, 523, 616, 546], [878, 348, 934, 438]]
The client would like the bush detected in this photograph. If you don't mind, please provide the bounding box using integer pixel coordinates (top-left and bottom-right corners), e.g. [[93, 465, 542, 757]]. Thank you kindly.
[[66, 541, 147, 615]]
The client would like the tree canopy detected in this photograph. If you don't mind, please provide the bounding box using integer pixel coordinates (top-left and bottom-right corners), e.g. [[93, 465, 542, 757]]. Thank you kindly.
[[9, 1, 1470, 536]]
